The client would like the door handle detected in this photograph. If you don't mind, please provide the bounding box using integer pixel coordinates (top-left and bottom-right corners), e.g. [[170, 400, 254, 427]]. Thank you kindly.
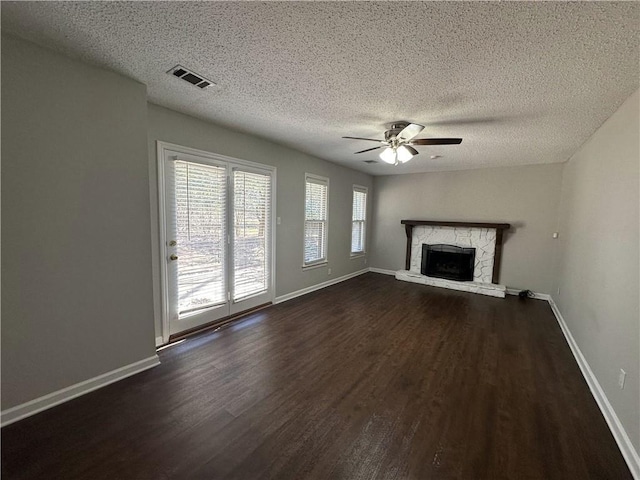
[[170, 254, 179, 261]]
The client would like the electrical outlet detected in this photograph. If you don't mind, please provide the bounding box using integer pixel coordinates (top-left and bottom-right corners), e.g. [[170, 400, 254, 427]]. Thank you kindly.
[[618, 369, 626, 389], [557, 287, 560, 295], [327, 268, 331, 275]]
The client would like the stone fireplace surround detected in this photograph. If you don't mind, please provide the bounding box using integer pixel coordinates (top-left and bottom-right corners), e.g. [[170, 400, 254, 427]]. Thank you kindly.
[[396, 220, 511, 298]]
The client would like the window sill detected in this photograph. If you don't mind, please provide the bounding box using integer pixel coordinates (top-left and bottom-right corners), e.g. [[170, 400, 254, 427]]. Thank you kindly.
[[350, 253, 366, 259], [302, 261, 328, 271]]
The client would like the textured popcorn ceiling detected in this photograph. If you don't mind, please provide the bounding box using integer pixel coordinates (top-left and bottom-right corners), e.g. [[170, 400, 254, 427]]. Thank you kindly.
[[2, 2, 638, 175]]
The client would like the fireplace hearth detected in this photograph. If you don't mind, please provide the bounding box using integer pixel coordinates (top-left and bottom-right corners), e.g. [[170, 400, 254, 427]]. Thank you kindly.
[[421, 244, 475, 281]]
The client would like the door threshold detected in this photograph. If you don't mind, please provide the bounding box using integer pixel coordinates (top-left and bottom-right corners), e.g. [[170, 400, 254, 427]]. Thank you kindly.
[[165, 302, 272, 345]]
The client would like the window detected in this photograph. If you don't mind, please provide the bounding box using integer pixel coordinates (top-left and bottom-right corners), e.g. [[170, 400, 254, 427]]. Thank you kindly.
[[351, 185, 367, 255], [304, 173, 329, 266]]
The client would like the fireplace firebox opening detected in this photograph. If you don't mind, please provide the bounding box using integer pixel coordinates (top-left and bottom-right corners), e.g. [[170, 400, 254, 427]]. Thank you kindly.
[[421, 244, 476, 282]]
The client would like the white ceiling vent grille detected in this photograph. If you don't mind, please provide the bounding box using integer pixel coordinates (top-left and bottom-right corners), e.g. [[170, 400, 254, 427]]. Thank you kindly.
[[167, 65, 215, 89]]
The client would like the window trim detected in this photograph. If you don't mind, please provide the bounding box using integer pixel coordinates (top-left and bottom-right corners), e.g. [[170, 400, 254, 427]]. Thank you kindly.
[[351, 184, 368, 257], [303, 173, 330, 268]]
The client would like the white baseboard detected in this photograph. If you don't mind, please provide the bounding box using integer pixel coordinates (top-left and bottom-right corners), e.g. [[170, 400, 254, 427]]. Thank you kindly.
[[274, 268, 369, 304], [1, 355, 161, 428], [506, 288, 550, 301], [368, 267, 396, 276], [548, 297, 640, 479]]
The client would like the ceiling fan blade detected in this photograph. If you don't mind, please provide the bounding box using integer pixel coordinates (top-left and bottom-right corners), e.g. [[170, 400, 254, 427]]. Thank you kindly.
[[354, 146, 383, 154], [342, 136, 383, 142], [397, 123, 424, 141], [404, 145, 419, 156], [410, 138, 463, 145]]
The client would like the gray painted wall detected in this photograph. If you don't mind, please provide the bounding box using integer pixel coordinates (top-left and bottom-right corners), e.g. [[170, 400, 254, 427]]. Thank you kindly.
[[147, 104, 373, 339], [554, 89, 639, 452], [370, 164, 563, 294], [1, 35, 157, 409]]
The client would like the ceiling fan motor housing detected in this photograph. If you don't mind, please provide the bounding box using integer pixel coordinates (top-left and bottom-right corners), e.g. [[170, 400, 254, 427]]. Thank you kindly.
[[385, 122, 410, 141]]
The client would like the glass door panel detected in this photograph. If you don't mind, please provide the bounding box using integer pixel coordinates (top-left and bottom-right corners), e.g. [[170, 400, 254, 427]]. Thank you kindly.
[[175, 161, 227, 313], [230, 168, 272, 314], [165, 153, 229, 335]]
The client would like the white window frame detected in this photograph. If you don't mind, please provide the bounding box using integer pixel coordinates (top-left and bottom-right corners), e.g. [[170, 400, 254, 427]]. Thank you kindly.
[[303, 173, 329, 269], [351, 185, 368, 257]]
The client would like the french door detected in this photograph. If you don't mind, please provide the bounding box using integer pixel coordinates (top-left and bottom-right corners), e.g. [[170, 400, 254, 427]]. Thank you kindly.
[[158, 143, 275, 339]]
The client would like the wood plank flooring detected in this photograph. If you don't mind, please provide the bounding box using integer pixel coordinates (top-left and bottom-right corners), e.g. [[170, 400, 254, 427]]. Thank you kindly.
[[1, 273, 632, 479]]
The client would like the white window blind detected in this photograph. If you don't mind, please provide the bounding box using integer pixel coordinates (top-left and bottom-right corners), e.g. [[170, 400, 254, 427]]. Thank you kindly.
[[304, 174, 329, 265], [351, 186, 367, 254], [173, 161, 227, 315], [233, 170, 271, 301]]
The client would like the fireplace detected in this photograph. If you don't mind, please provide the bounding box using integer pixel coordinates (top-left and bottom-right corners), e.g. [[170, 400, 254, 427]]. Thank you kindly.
[[396, 220, 511, 298], [421, 244, 476, 281]]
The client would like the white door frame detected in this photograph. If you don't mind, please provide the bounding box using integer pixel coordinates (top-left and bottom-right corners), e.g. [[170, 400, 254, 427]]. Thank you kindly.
[[156, 141, 277, 344]]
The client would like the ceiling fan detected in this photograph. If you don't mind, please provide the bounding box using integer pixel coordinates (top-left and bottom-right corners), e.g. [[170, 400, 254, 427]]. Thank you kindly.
[[343, 122, 462, 165]]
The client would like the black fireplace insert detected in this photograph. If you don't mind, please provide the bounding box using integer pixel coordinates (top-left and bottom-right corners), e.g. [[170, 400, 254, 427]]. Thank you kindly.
[[421, 244, 476, 281]]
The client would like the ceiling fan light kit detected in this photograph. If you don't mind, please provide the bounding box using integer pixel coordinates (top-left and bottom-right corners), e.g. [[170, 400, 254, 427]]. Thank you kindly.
[[343, 122, 462, 166], [396, 145, 414, 163], [379, 147, 397, 164], [380, 145, 414, 164]]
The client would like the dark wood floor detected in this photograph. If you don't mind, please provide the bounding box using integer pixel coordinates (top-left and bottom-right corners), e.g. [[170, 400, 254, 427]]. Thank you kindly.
[[2, 273, 632, 479]]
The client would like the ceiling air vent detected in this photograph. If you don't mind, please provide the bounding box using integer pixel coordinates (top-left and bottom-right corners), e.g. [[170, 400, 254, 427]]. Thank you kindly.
[[167, 65, 215, 89], [363, 160, 378, 164]]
